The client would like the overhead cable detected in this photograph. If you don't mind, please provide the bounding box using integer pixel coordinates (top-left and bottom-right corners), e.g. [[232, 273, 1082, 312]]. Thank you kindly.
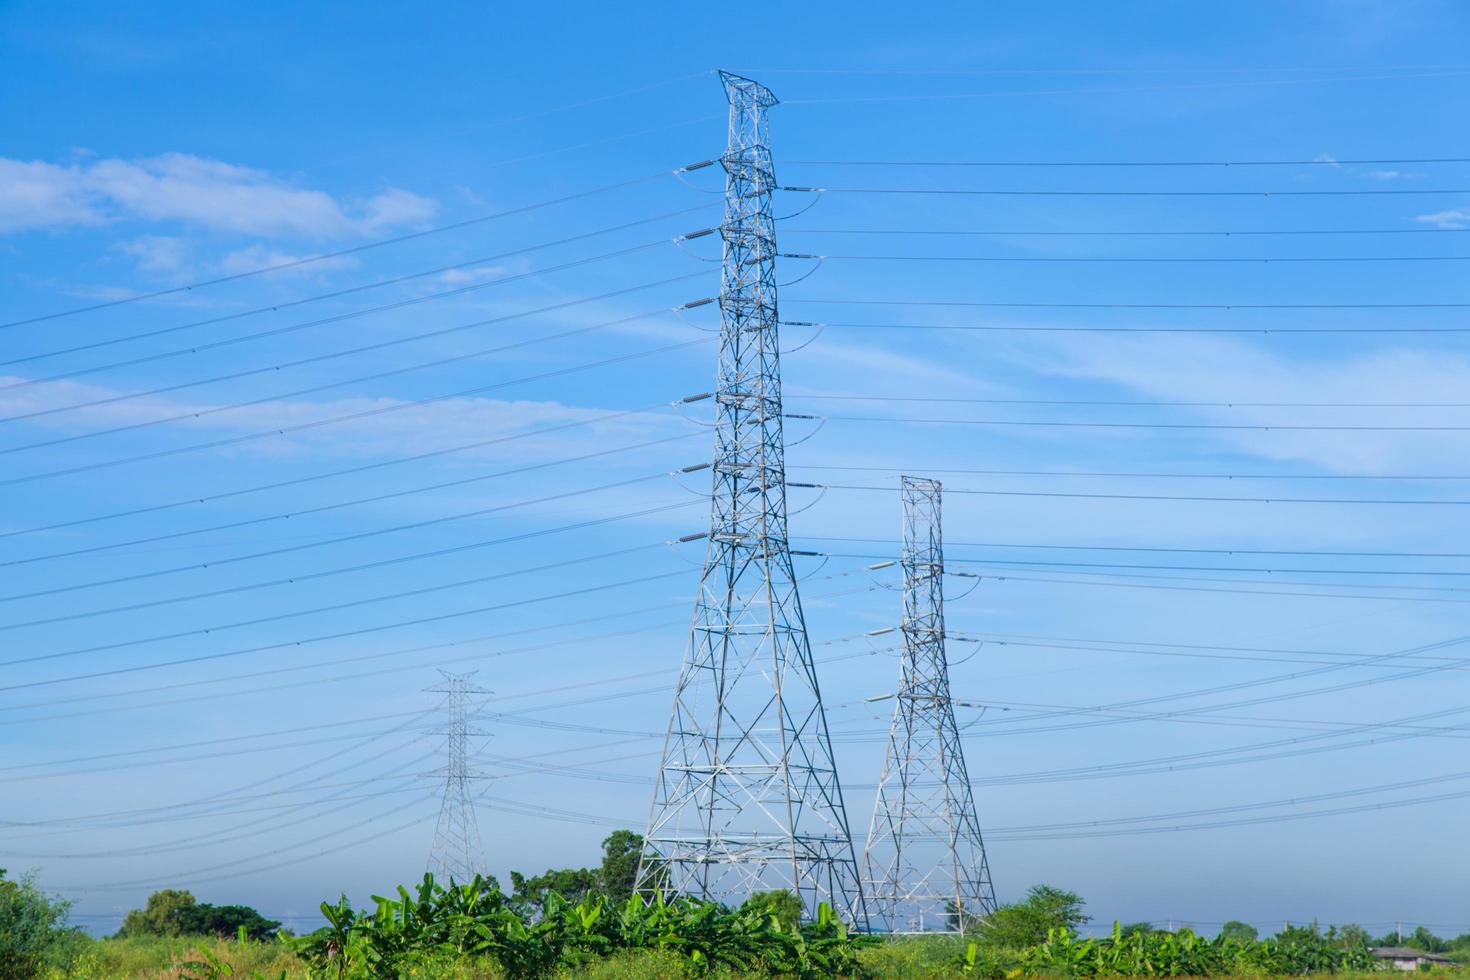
[[0, 168, 695, 330]]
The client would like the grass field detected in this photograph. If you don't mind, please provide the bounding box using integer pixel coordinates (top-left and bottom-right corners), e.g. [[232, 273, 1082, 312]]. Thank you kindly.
[[34, 935, 1470, 979]]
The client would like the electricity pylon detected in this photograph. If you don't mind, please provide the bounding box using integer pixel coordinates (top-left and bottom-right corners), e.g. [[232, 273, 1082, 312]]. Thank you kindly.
[[862, 477, 996, 933], [427, 670, 487, 884], [636, 71, 866, 926]]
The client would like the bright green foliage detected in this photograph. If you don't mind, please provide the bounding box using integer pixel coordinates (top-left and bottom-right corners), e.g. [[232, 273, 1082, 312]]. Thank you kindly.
[[738, 891, 803, 931], [511, 830, 655, 916], [0, 868, 84, 980], [72, 935, 306, 980], [510, 868, 599, 916], [957, 920, 1378, 977], [286, 873, 873, 979], [969, 884, 1090, 946], [118, 888, 280, 941]]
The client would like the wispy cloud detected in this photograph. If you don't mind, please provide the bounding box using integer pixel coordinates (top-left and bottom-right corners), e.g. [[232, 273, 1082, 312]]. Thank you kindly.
[[437, 264, 513, 286], [0, 375, 692, 463], [1416, 207, 1470, 230], [1022, 332, 1470, 474], [217, 245, 360, 278], [116, 235, 189, 272], [0, 153, 437, 238]]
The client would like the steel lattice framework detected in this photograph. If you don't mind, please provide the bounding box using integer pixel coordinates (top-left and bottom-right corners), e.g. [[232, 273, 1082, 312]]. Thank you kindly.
[[862, 477, 997, 933], [636, 71, 866, 926], [427, 670, 487, 884]]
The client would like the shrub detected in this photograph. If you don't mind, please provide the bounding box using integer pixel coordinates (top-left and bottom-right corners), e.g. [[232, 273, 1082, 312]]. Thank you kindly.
[[0, 868, 84, 980]]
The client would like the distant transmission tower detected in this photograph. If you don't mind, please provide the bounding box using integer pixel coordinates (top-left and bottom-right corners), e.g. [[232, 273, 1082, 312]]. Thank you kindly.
[[637, 71, 866, 925], [427, 670, 487, 884], [862, 477, 997, 932]]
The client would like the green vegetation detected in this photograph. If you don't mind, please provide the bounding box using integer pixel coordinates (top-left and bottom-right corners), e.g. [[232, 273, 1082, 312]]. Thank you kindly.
[[117, 887, 282, 941], [509, 831, 660, 915], [1220, 919, 1260, 942], [287, 874, 867, 979], [956, 921, 1379, 977], [0, 868, 85, 979], [1374, 926, 1470, 957], [966, 884, 1090, 947], [11, 853, 1470, 978]]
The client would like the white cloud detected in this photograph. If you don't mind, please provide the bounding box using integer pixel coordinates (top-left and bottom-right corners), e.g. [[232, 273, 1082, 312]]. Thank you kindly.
[[0, 376, 690, 463], [218, 245, 360, 277], [1417, 208, 1470, 230], [0, 153, 437, 238], [117, 235, 188, 272], [438, 264, 512, 286], [1024, 332, 1470, 474], [0, 158, 100, 232], [359, 188, 438, 233]]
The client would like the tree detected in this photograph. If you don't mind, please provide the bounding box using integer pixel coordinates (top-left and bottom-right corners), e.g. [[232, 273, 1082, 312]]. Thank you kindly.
[[1330, 924, 1370, 949], [596, 830, 644, 904], [176, 903, 280, 941], [972, 885, 1090, 946], [0, 868, 83, 980], [118, 888, 197, 938], [1412, 926, 1450, 953], [509, 867, 599, 915], [1275, 922, 1322, 944], [1219, 920, 1259, 942], [117, 889, 278, 940], [511, 829, 658, 915], [1120, 921, 1154, 939]]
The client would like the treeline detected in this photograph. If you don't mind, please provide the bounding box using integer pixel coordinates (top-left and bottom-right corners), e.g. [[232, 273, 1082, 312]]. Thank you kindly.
[[955, 887, 1387, 978], [6, 855, 1470, 978]]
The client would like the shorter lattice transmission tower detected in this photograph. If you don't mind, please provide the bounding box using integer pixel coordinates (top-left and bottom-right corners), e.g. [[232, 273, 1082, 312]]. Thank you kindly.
[[427, 670, 488, 884], [862, 477, 997, 933]]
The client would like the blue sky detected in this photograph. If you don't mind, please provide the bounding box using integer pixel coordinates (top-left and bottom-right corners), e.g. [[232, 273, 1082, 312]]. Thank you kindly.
[[5, 0, 1470, 936]]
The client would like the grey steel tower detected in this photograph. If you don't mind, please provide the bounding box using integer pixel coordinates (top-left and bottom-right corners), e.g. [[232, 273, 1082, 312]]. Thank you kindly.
[[427, 670, 487, 884], [862, 477, 996, 933], [636, 71, 866, 925]]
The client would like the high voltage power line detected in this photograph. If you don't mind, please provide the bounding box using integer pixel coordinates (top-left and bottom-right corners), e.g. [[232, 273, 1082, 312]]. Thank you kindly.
[[0, 279, 708, 423], [782, 184, 1470, 197], [0, 339, 711, 486], [787, 251, 1470, 264], [790, 297, 1470, 310], [0, 169, 698, 330], [0, 482, 699, 607], [1, 433, 699, 567], [0, 396, 704, 541], [785, 317, 1470, 333], [15, 66, 1470, 921], [780, 155, 1470, 166]]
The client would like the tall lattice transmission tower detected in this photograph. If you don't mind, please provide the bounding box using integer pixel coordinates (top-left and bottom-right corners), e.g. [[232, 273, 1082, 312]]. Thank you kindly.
[[427, 670, 487, 884], [862, 477, 997, 933], [636, 71, 866, 925]]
